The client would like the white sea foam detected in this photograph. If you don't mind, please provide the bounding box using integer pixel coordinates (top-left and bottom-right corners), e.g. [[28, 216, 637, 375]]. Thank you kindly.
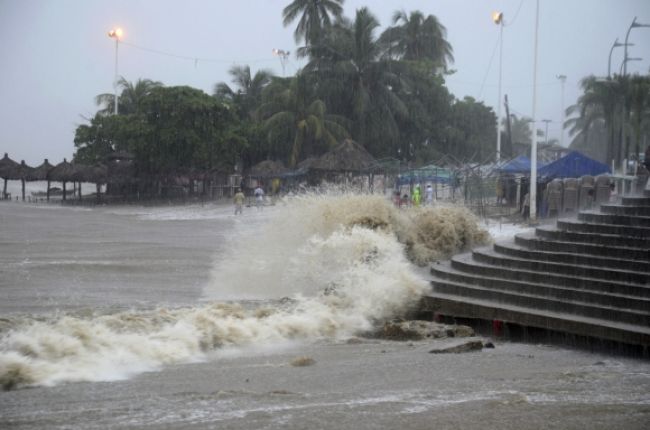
[[0, 192, 491, 389]]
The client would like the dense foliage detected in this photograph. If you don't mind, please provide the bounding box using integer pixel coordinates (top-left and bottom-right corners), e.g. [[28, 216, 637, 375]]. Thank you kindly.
[[566, 74, 650, 165], [74, 2, 500, 173]]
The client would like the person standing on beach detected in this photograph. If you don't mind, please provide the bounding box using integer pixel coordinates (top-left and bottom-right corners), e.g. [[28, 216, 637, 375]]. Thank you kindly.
[[425, 184, 434, 206], [412, 184, 421, 207], [254, 185, 265, 210], [234, 188, 245, 215]]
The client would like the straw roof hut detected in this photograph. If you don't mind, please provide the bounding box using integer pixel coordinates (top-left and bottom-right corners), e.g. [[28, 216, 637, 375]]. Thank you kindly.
[[6, 160, 35, 201], [0, 153, 19, 199], [28, 159, 54, 181], [48, 158, 75, 200], [25, 159, 54, 201], [311, 139, 376, 173], [69, 163, 108, 201], [249, 160, 288, 178]]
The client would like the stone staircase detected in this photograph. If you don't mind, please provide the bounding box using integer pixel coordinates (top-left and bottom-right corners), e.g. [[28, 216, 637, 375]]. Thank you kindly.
[[423, 190, 650, 354]]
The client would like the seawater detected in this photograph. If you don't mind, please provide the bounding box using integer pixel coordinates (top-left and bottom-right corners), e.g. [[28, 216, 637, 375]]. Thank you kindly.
[[0, 193, 488, 389], [1, 194, 649, 430]]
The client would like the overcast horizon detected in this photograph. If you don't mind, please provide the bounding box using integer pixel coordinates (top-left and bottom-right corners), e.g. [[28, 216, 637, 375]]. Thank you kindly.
[[1, 0, 649, 165]]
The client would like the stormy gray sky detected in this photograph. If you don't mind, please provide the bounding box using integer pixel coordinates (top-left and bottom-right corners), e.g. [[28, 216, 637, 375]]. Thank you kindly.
[[1, 0, 649, 165]]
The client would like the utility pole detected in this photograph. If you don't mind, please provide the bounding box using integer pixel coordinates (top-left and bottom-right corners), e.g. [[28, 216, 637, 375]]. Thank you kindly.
[[529, 0, 540, 223], [557, 75, 566, 147]]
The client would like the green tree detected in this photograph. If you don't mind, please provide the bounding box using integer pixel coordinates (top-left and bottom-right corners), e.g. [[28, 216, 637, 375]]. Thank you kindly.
[[95, 77, 163, 115], [379, 10, 453, 71], [303, 7, 407, 157], [76, 85, 242, 184], [260, 74, 349, 166], [214, 65, 273, 121], [629, 75, 650, 160], [282, 0, 344, 46], [445, 97, 497, 162], [566, 76, 624, 165]]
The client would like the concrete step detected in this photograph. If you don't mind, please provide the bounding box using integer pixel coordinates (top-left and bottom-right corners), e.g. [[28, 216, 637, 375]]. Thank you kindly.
[[622, 196, 650, 206], [450, 252, 650, 298], [431, 260, 650, 311], [472, 247, 649, 285], [535, 225, 650, 249], [494, 240, 650, 273], [421, 292, 650, 347], [515, 232, 650, 261], [578, 211, 650, 228], [556, 219, 650, 238], [430, 278, 650, 326], [601, 204, 650, 216]]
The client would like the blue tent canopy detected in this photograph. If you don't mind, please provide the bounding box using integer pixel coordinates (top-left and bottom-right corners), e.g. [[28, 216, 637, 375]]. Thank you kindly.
[[538, 151, 610, 179], [498, 155, 532, 173]]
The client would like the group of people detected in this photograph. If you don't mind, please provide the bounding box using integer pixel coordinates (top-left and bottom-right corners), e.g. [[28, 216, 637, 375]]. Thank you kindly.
[[394, 184, 435, 208], [233, 184, 265, 215]]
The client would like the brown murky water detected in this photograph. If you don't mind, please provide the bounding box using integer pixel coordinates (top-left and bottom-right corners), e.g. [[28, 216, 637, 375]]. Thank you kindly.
[[1, 199, 649, 429]]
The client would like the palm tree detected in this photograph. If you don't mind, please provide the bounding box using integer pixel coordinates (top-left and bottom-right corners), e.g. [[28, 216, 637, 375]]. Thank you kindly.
[[379, 10, 454, 70], [282, 0, 344, 46], [260, 73, 349, 167], [566, 76, 624, 166], [628, 75, 650, 160], [303, 7, 408, 157], [214, 65, 273, 120], [95, 77, 163, 115]]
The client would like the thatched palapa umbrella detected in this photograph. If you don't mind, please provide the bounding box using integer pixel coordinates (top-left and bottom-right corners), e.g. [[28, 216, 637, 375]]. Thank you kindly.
[[28, 159, 54, 201], [9, 160, 34, 201], [70, 163, 108, 201], [0, 153, 19, 199], [311, 139, 376, 173], [248, 160, 288, 193], [249, 160, 288, 178], [47, 158, 75, 201], [310, 139, 377, 190]]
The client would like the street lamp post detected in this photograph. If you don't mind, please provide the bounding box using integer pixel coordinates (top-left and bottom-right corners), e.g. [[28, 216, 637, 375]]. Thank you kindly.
[[556, 75, 566, 147], [493, 11, 504, 163], [272, 48, 290, 76], [108, 27, 123, 115], [623, 16, 650, 76], [529, 0, 540, 223], [608, 38, 633, 78], [620, 57, 643, 75]]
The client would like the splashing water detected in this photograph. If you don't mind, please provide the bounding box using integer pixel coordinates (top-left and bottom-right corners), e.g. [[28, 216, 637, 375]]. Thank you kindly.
[[0, 193, 489, 389]]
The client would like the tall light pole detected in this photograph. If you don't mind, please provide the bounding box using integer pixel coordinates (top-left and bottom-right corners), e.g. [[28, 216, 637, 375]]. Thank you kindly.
[[608, 38, 632, 78], [493, 11, 504, 163], [272, 48, 290, 76], [108, 27, 123, 115], [621, 57, 643, 75], [623, 16, 650, 76], [556, 75, 566, 147], [529, 0, 540, 223]]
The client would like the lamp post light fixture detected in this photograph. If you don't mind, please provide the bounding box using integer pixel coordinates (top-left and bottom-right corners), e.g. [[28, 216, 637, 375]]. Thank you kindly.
[[621, 57, 643, 75], [108, 27, 123, 115], [272, 48, 290, 76], [608, 38, 633, 78], [623, 16, 650, 76], [493, 11, 504, 163]]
